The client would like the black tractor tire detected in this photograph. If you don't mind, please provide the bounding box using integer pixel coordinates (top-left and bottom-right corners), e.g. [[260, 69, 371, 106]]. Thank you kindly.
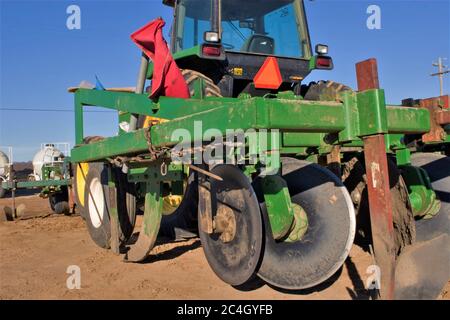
[[182, 69, 222, 98], [302, 80, 352, 101], [74, 137, 136, 248], [114, 167, 136, 242], [49, 187, 70, 215], [83, 162, 111, 248], [73, 136, 105, 219], [342, 156, 416, 256]]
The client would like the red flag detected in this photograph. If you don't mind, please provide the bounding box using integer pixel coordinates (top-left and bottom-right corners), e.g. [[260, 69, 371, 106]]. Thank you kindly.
[[131, 18, 190, 99]]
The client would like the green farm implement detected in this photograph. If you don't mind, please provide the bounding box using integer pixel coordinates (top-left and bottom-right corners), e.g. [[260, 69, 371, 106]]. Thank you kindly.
[[69, 0, 449, 299], [1, 144, 72, 216]]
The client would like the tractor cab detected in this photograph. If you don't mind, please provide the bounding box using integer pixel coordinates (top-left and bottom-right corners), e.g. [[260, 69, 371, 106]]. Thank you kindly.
[[163, 0, 333, 97]]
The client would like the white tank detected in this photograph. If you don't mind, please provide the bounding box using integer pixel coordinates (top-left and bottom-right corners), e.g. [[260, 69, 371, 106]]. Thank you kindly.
[[32, 144, 64, 180], [0, 151, 9, 177]]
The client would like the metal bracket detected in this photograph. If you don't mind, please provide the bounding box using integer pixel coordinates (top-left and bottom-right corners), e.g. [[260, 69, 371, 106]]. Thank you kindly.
[[261, 174, 295, 240], [124, 180, 162, 262]]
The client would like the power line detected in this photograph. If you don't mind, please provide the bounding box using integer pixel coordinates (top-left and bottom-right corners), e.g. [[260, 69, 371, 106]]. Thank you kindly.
[[0, 107, 115, 113]]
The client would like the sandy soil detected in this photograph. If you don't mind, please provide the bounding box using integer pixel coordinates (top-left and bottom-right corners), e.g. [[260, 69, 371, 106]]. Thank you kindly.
[[0, 193, 448, 300]]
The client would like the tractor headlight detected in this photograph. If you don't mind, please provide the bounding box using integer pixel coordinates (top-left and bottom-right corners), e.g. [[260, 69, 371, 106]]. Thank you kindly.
[[204, 31, 220, 43], [315, 44, 329, 55]]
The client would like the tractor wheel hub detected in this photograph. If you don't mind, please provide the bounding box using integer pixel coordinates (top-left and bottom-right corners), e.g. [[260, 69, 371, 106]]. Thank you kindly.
[[213, 204, 236, 243]]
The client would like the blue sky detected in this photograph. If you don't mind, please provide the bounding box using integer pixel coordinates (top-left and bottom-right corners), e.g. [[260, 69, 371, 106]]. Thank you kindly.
[[1, 0, 449, 161]]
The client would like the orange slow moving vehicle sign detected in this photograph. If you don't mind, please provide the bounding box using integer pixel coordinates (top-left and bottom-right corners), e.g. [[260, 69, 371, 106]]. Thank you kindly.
[[253, 57, 283, 90]]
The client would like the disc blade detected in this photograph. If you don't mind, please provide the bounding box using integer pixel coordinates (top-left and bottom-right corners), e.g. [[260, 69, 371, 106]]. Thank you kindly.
[[256, 158, 356, 290], [395, 234, 450, 299], [199, 165, 263, 286]]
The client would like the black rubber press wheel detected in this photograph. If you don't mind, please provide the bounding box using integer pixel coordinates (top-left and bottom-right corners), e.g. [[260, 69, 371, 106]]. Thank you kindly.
[[49, 187, 70, 215], [83, 163, 112, 248]]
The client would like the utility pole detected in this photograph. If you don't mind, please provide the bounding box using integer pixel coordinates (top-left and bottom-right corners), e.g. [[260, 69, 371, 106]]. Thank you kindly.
[[431, 57, 449, 96]]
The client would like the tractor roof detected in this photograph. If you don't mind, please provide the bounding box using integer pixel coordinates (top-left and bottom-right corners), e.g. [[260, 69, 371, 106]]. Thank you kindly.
[[165, 0, 296, 20]]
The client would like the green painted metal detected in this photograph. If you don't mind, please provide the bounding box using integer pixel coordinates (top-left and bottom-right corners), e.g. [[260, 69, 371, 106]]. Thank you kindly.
[[399, 164, 441, 219], [147, 98, 346, 150], [356, 89, 388, 136], [75, 94, 84, 145], [1, 179, 70, 190], [395, 148, 441, 218], [128, 162, 184, 183], [142, 180, 163, 237], [386, 134, 405, 150], [283, 132, 326, 147], [71, 88, 434, 164], [339, 91, 360, 142], [71, 97, 349, 163], [261, 174, 295, 240], [308, 56, 317, 71], [396, 148, 411, 166], [125, 178, 163, 262], [73, 88, 236, 144], [71, 129, 149, 162], [386, 106, 430, 134], [145, 46, 201, 80]]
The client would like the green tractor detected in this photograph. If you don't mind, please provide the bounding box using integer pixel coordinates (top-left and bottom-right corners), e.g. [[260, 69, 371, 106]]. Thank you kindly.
[[71, 0, 450, 299], [135, 0, 343, 240], [158, 0, 334, 98]]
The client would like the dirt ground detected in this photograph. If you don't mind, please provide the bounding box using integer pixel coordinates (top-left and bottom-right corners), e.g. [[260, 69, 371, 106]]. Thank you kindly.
[[0, 193, 448, 300]]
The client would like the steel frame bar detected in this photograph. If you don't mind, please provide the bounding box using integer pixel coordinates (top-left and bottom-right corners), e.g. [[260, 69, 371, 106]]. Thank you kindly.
[[1, 179, 71, 190], [70, 91, 430, 164], [357, 58, 396, 300]]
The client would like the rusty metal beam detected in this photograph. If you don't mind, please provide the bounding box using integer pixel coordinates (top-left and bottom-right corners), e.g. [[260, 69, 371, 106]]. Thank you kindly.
[[356, 58, 380, 91], [357, 58, 396, 300], [419, 97, 449, 142], [436, 110, 450, 125], [362, 135, 396, 299]]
